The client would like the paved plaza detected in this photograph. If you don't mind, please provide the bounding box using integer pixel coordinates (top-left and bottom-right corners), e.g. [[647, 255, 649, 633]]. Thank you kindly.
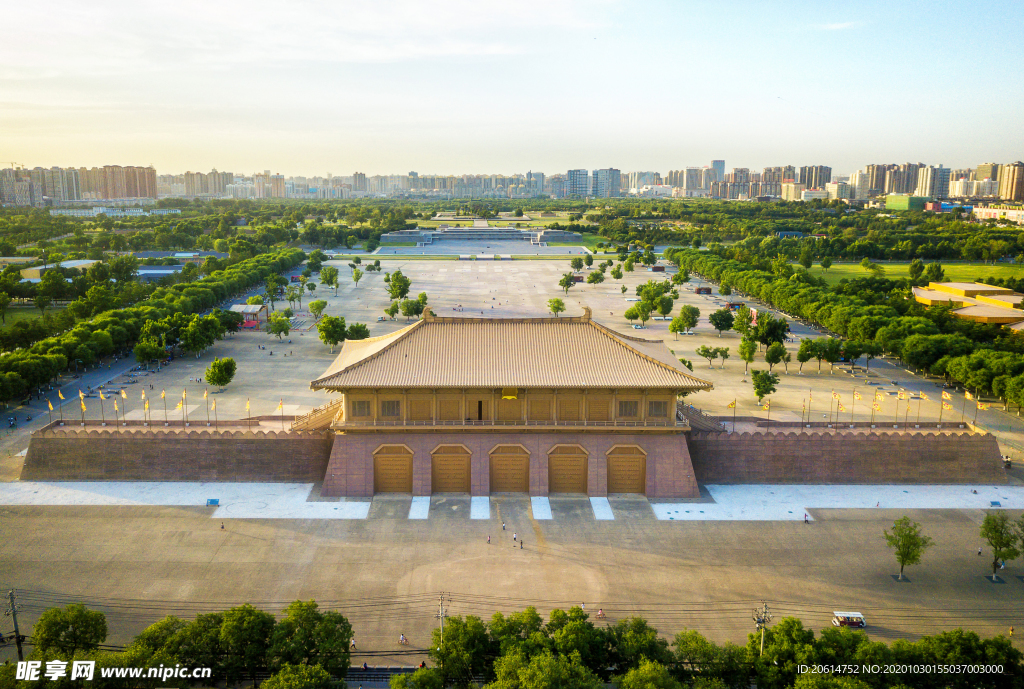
[[376, 240, 590, 256], [3, 254, 1024, 663]]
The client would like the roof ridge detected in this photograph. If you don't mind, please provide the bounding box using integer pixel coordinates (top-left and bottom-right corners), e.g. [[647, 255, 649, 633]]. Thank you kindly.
[[315, 319, 425, 383], [587, 319, 712, 387]]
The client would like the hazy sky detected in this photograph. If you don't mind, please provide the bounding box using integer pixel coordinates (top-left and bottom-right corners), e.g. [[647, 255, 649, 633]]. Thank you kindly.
[[3, 0, 1022, 176]]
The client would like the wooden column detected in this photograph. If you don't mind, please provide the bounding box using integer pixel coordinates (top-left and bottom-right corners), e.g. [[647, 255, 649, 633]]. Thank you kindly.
[[522, 389, 528, 424], [639, 390, 647, 423], [432, 390, 437, 426], [372, 390, 379, 425], [582, 390, 589, 426], [553, 389, 559, 425], [462, 389, 467, 426], [402, 390, 408, 425]]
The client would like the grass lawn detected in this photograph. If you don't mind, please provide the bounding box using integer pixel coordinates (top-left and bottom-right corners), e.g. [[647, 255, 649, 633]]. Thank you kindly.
[[547, 234, 605, 250], [0, 306, 61, 330], [794, 261, 1024, 286]]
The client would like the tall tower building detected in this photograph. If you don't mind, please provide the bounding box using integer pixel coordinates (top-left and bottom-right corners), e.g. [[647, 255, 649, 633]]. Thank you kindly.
[[710, 160, 725, 183], [975, 163, 1001, 182], [799, 165, 832, 190], [915, 166, 951, 199], [999, 162, 1024, 202], [352, 172, 367, 192], [566, 169, 589, 197], [591, 169, 621, 198]]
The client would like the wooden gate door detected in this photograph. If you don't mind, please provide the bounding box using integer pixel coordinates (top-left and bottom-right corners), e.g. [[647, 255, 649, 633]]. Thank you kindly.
[[547, 445, 588, 494], [373, 445, 413, 493], [432, 445, 471, 493], [606, 445, 646, 494], [489, 445, 530, 493]]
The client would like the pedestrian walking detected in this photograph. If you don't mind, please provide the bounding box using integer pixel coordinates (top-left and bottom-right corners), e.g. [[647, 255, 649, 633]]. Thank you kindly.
[[804, 513, 809, 524], [513, 532, 517, 541], [220, 522, 224, 530], [502, 521, 505, 531], [487, 535, 490, 544], [1011, 626, 1015, 638], [520, 539, 523, 549], [979, 547, 983, 556]]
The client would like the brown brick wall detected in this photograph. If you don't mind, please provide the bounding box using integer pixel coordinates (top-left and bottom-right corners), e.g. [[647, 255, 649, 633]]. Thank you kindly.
[[321, 432, 699, 499], [22, 426, 333, 482], [687, 430, 1007, 484]]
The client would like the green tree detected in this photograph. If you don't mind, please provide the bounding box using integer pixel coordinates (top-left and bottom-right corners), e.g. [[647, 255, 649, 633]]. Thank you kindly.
[[748, 617, 817, 689], [317, 316, 347, 352], [220, 604, 276, 686], [583, 253, 593, 268], [34, 294, 51, 315], [739, 337, 757, 376], [616, 659, 681, 689], [677, 305, 699, 333], [751, 370, 779, 404], [586, 271, 604, 285], [605, 617, 672, 672], [754, 313, 789, 348], [861, 341, 882, 372], [570, 257, 584, 272], [821, 338, 843, 374], [262, 664, 332, 689], [610, 266, 623, 280], [548, 298, 565, 317], [320, 265, 339, 295], [673, 629, 747, 688], [884, 516, 934, 581], [733, 305, 752, 336], [268, 313, 291, 340], [624, 258, 634, 272], [429, 615, 492, 688], [764, 342, 786, 373], [267, 600, 352, 676], [32, 603, 107, 657], [0, 292, 10, 324], [820, 256, 833, 272], [636, 301, 652, 327], [798, 244, 813, 270], [559, 273, 575, 295], [488, 650, 601, 689], [924, 262, 945, 282], [656, 295, 674, 317], [347, 323, 370, 340], [385, 301, 401, 320], [134, 339, 165, 369], [205, 358, 236, 390], [908, 258, 925, 282], [979, 512, 1021, 580], [386, 269, 412, 301], [708, 308, 734, 337], [391, 668, 445, 689], [352, 267, 363, 288], [626, 306, 640, 324], [716, 347, 730, 369], [308, 299, 327, 322], [247, 295, 265, 306], [695, 345, 718, 368]]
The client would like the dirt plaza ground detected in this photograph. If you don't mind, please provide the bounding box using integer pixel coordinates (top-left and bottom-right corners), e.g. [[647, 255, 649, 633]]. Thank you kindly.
[[2, 252, 1024, 662]]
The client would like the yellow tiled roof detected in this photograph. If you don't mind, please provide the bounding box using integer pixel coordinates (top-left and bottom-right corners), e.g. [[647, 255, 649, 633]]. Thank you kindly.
[[311, 309, 713, 391]]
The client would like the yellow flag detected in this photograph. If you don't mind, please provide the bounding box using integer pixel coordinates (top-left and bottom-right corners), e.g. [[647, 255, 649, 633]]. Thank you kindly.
[[854, 391, 862, 401], [977, 402, 989, 410], [48, 399, 54, 411], [838, 403, 845, 412], [831, 390, 839, 400], [211, 399, 216, 411], [726, 400, 736, 409], [875, 391, 883, 401], [942, 402, 953, 410], [277, 399, 284, 411], [203, 388, 208, 400], [872, 403, 881, 411], [919, 392, 929, 401], [942, 390, 952, 401], [141, 389, 146, 400], [121, 389, 127, 400], [160, 389, 166, 400], [80, 401, 86, 412], [145, 399, 150, 411], [78, 390, 84, 400], [897, 391, 906, 400], [114, 400, 118, 413], [965, 391, 974, 401], [182, 389, 187, 400], [99, 391, 106, 400], [245, 398, 250, 412], [175, 400, 183, 410], [762, 401, 770, 410], [58, 390, 65, 400]]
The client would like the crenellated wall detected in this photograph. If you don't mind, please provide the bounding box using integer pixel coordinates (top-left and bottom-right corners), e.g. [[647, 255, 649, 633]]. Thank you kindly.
[[687, 430, 1006, 484], [22, 423, 333, 482]]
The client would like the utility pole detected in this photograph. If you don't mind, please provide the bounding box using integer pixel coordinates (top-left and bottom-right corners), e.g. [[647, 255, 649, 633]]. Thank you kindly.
[[5, 589, 24, 661], [752, 601, 773, 656], [435, 592, 450, 647]]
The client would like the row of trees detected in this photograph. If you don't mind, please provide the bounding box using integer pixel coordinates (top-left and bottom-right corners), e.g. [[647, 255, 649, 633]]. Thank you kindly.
[[7, 600, 1019, 689]]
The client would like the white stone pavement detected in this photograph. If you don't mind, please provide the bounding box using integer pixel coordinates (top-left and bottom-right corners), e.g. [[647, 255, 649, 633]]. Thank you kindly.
[[1, 482, 1022, 522]]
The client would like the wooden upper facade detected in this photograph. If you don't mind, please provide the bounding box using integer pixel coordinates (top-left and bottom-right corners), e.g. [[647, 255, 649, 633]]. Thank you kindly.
[[295, 309, 712, 433]]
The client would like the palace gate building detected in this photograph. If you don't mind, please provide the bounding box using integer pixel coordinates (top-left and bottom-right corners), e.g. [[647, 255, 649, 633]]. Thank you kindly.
[[295, 307, 713, 498]]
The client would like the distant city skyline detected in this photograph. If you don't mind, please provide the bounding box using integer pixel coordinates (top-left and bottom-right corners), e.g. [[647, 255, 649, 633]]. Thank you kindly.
[[3, 1, 1022, 174]]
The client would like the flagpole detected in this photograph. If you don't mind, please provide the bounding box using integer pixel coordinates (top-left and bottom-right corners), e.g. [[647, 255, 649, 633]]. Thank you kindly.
[[961, 393, 967, 425], [732, 401, 736, 434], [47, 402, 52, 425], [973, 400, 980, 425], [214, 400, 218, 430], [850, 388, 857, 425], [247, 399, 251, 430], [766, 401, 771, 431], [163, 392, 168, 425], [807, 389, 812, 424], [100, 396, 105, 426], [59, 395, 63, 422], [917, 397, 922, 425], [939, 398, 945, 426], [281, 399, 285, 431], [904, 403, 909, 431], [205, 389, 210, 427]]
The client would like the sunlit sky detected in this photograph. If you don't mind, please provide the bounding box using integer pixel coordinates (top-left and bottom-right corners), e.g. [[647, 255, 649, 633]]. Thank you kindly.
[[2, 0, 1022, 177]]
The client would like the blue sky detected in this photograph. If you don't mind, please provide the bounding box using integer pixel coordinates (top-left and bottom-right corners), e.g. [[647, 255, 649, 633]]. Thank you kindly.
[[2, 0, 1021, 176]]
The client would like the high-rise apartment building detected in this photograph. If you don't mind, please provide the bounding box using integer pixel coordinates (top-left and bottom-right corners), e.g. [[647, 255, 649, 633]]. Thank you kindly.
[[566, 169, 590, 197], [914, 165, 951, 199], [848, 170, 870, 200], [975, 163, 1000, 182], [999, 162, 1024, 202], [271, 174, 286, 198], [352, 172, 367, 192], [591, 168, 621, 198], [684, 167, 704, 190], [710, 160, 725, 184], [798, 165, 832, 190]]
